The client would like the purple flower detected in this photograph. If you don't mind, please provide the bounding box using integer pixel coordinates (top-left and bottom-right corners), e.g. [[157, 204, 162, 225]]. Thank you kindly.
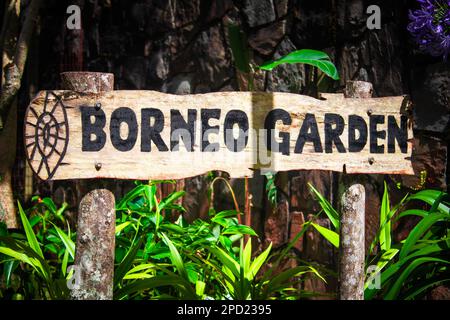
[[408, 0, 450, 60]]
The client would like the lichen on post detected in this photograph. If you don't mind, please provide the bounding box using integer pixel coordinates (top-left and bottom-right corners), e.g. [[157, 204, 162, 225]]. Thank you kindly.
[[338, 80, 371, 300], [61, 72, 116, 300], [71, 189, 115, 300]]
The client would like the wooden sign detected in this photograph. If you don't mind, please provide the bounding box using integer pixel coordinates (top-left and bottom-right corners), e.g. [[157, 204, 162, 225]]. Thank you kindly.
[[24, 91, 414, 181]]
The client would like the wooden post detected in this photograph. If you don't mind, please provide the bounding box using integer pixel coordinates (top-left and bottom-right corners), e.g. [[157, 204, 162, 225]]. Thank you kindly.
[[338, 81, 372, 300], [61, 72, 116, 300]]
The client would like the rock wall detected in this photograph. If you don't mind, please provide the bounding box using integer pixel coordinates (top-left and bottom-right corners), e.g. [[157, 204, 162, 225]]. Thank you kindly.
[[10, 0, 449, 295]]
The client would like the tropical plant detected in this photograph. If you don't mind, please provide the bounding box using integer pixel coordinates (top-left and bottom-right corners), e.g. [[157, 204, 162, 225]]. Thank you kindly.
[[114, 180, 326, 300], [308, 182, 450, 300], [0, 199, 74, 299]]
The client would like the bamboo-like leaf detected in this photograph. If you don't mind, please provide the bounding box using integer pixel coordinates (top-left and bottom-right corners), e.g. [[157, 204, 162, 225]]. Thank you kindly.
[[61, 249, 69, 277], [380, 181, 392, 251], [311, 222, 339, 248], [399, 212, 447, 259], [248, 242, 272, 281], [18, 202, 44, 259], [227, 23, 251, 73], [114, 237, 144, 287], [209, 246, 240, 278], [396, 209, 429, 220], [364, 248, 399, 290], [115, 275, 197, 300], [159, 191, 185, 211], [408, 190, 449, 214], [0, 247, 39, 273], [51, 223, 75, 260], [160, 232, 188, 279], [384, 257, 450, 300], [115, 221, 132, 234], [241, 239, 252, 277], [308, 183, 340, 230]]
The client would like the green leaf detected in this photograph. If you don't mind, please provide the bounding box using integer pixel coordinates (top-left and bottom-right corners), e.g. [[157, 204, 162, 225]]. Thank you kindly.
[[399, 212, 448, 260], [396, 209, 429, 220], [18, 202, 43, 259], [311, 222, 339, 248], [114, 237, 144, 287], [143, 184, 157, 211], [213, 210, 240, 219], [227, 23, 251, 73], [115, 221, 132, 234], [209, 246, 240, 278], [0, 247, 38, 273], [308, 183, 340, 230], [380, 181, 392, 251], [159, 191, 185, 211], [41, 198, 57, 214], [364, 248, 399, 290], [196, 280, 206, 297], [61, 249, 69, 277], [116, 185, 146, 210], [259, 49, 340, 80], [55, 202, 68, 218], [3, 260, 18, 287], [115, 275, 197, 300], [384, 257, 450, 300], [407, 190, 449, 214], [241, 239, 252, 277], [51, 223, 75, 260], [222, 225, 257, 236], [160, 232, 188, 279], [248, 242, 272, 281]]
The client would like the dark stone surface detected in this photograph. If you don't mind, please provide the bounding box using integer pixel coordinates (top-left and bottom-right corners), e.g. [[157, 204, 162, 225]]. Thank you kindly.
[[243, 0, 276, 27], [411, 62, 450, 134]]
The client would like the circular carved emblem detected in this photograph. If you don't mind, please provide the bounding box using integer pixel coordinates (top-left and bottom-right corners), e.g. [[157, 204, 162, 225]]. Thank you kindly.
[[24, 91, 69, 180]]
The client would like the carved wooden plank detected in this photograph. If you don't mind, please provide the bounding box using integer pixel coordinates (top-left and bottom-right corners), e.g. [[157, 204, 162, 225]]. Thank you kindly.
[[24, 90, 414, 181]]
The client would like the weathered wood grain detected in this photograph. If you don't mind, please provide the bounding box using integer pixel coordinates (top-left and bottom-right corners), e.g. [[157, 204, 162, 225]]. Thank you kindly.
[[24, 90, 414, 181]]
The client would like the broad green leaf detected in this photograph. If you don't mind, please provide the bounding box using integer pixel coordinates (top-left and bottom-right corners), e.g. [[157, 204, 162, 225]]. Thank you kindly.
[[311, 222, 339, 248], [259, 49, 340, 80], [18, 202, 43, 259]]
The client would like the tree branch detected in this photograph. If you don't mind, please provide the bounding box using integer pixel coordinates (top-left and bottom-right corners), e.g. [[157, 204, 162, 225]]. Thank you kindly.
[[0, 0, 41, 132]]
